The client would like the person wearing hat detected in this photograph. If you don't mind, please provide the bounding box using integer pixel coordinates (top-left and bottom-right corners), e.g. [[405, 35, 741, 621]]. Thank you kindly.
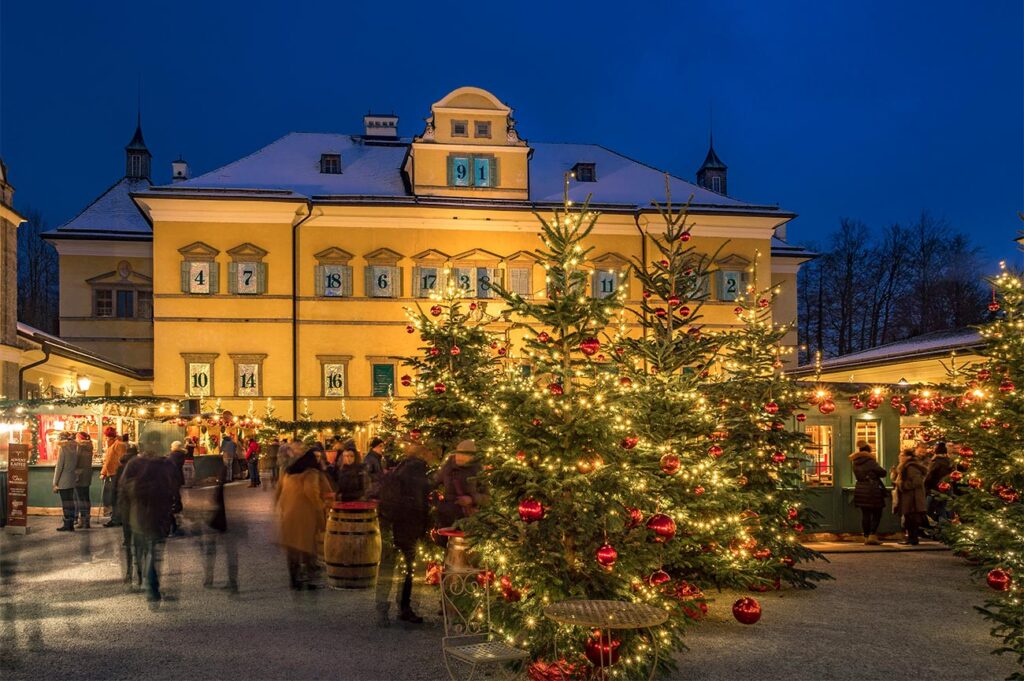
[[100, 426, 126, 523], [363, 437, 387, 500], [52, 433, 80, 532], [435, 439, 489, 530], [333, 441, 368, 502], [74, 432, 95, 529]]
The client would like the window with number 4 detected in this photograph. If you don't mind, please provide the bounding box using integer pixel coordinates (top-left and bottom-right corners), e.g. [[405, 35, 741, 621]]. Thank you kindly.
[[178, 241, 221, 295]]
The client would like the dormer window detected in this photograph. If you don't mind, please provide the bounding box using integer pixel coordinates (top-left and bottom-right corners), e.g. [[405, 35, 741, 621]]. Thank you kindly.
[[474, 121, 491, 138], [573, 163, 596, 182], [451, 120, 468, 137], [320, 154, 341, 174]]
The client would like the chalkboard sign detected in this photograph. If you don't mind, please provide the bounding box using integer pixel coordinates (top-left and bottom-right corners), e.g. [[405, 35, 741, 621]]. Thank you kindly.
[[6, 443, 29, 533], [371, 363, 395, 398]]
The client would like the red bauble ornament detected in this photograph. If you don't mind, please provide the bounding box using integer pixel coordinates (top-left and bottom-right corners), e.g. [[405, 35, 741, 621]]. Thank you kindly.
[[579, 337, 600, 356], [476, 570, 496, 588], [406, 325, 415, 334], [754, 548, 772, 560], [796, 413, 807, 422], [625, 507, 644, 529], [950, 471, 963, 482], [989, 302, 1001, 312], [518, 498, 544, 523], [781, 556, 795, 567], [537, 331, 551, 343], [679, 231, 692, 242], [531, 418, 543, 427], [999, 379, 1015, 393], [772, 421, 786, 431], [679, 306, 691, 317], [429, 347, 441, 357], [595, 543, 618, 570], [425, 561, 442, 586], [771, 451, 787, 464], [668, 295, 681, 307], [732, 597, 762, 625], [433, 382, 447, 394], [654, 307, 667, 318], [987, 568, 1011, 592], [621, 436, 639, 450], [409, 428, 422, 440], [646, 513, 676, 542], [758, 298, 770, 309], [498, 347, 507, 356], [792, 523, 805, 533], [548, 383, 564, 396], [400, 374, 412, 387], [490, 341, 499, 349], [693, 486, 705, 496], [619, 376, 632, 387], [968, 478, 983, 489], [450, 346, 461, 356], [659, 259, 669, 268], [977, 369, 992, 381], [733, 306, 744, 316], [659, 454, 681, 475], [515, 450, 526, 462], [646, 569, 671, 587], [764, 401, 780, 415], [584, 631, 621, 668], [959, 446, 974, 458], [818, 399, 836, 415], [430, 305, 442, 316], [500, 575, 523, 602], [937, 481, 951, 493], [852, 399, 865, 410], [642, 290, 652, 299], [708, 444, 724, 458]]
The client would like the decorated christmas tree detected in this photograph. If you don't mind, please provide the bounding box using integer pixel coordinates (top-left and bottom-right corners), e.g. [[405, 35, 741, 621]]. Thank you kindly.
[[402, 281, 501, 453], [467, 179, 701, 678], [373, 388, 402, 461], [931, 263, 1024, 677], [711, 255, 829, 591]]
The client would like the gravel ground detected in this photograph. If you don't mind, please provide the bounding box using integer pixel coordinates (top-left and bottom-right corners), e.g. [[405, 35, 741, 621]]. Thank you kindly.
[[1, 483, 1016, 681]]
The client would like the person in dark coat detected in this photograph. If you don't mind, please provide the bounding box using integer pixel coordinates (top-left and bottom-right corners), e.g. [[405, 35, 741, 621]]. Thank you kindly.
[[895, 448, 929, 545], [114, 444, 139, 569], [52, 433, 79, 532], [202, 467, 239, 595], [375, 443, 435, 626], [435, 439, 489, 531], [363, 437, 387, 499], [850, 442, 887, 545], [74, 433, 95, 529], [924, 442, 954, 526], [120, 451, 177, 604], [167, 442, 187, 536], [334, 448, 369, 502]]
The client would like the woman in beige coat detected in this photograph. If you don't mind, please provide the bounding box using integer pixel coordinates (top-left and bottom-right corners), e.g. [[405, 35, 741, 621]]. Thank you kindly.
[[894, 448, 929, 545], [275, 448, 333, 590]]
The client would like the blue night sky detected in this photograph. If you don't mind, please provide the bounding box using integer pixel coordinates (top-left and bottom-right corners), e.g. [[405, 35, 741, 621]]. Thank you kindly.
[[1, 1, 1021, 261]]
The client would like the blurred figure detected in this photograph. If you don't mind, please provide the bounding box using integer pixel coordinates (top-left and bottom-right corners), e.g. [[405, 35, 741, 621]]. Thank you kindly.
[[895, 448, 929, 546], [202, 468, 239, 595], [275, 449, 333, 590], [115, 444, 141, 582], [850, 442, 887, 545], [74, 432, 95, 529], [276, 440, 297, 485], [435, 439, 488, 530], [363, 437, 386, 500], [221, 434, 238, 482], [100, 426, 125, 522], [245, 437, 261, 488], [167, 442, 187, 536], [121, 450, 177, 605], [52, 433, 79, 532], [334, 443, 368, 502], [925, 442, 954, 529], [376, 443, 435, 626]]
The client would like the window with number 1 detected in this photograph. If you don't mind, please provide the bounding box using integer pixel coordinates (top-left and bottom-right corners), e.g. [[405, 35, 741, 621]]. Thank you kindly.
[[448, 155, 496, 188]]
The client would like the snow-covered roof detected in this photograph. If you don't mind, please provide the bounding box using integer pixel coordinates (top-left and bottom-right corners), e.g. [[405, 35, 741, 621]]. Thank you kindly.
[[791, 328, 983, 376], [142, 132, 793, 215], [47, 176, 152, 238], [771, 235, 816, 259]]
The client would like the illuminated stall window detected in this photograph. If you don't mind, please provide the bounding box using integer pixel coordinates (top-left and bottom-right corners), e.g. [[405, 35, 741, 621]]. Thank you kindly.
[[803, 424, 834, 486]]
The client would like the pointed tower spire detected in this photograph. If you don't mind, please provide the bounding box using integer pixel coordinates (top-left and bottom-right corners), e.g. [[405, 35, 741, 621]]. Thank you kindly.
[[696, 114, 727, 196], [124, 85, 151, 180]]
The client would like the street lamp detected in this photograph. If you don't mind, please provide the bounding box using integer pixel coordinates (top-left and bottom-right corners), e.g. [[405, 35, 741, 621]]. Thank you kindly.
[[76, 375, 92, 394]]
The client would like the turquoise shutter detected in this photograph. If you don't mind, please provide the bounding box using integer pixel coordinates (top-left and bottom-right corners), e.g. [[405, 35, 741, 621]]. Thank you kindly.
[[341, 266, 353, 296], [180, 262, 190, 293], [210, 262, 220, 294], [314, 265, 326, 296], [257, 263, 268, 294], [228, 262, 238, 294], [489, 157, 498, 187], [473, 157, 490, 187]]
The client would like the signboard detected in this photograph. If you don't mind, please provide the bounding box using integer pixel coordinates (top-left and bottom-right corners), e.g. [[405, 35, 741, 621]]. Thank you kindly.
[[371, 363, 395, 398], [6, 444, 29, 533]]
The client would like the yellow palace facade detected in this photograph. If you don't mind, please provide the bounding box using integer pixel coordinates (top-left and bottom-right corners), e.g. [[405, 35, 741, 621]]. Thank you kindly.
[[48, 86, 811, 421]]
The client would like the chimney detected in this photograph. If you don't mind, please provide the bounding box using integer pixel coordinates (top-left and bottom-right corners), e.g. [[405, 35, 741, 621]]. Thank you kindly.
[[363, 113, 399, 139], [171, 157, 190, 182]]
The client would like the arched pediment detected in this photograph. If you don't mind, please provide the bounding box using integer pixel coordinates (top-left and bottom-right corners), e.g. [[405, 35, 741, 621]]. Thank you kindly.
[[433, 86, 510, 114]]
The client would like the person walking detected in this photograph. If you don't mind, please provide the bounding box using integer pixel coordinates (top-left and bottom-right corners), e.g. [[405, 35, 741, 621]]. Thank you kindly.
[[115, 444, 141, 582], [435, 439, 488, 530], [52, 433, 79, 532], [202, 467, 239, 595], [100, 426, 125, 522], [850, 442, 887, 545], [924, 442, 954, 528], [275, 448, 333, 590], [73, 433, 95, 529], [363, 437, 387, 500], [245, 437, 261, 488], [167, 442, 187, 536], [121, 450, 177, 605], [221, 434, 238, 482], [334, 444, 369, 502], [376, 443, 435, 626], [894, 448, 929, 545]]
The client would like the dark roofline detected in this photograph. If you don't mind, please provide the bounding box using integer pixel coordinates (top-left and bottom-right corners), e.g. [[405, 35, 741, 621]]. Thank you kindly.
[[42, 230, 152, 243], [17, 323, 152, 381], [789, 335, 984, 377]]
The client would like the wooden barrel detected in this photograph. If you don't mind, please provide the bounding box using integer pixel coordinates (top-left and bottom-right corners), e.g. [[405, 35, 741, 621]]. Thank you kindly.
[[325, 501, 381, 590]]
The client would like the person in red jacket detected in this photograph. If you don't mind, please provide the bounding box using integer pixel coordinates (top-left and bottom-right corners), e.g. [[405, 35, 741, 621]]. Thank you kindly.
[[245, 437, 261, 488]]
